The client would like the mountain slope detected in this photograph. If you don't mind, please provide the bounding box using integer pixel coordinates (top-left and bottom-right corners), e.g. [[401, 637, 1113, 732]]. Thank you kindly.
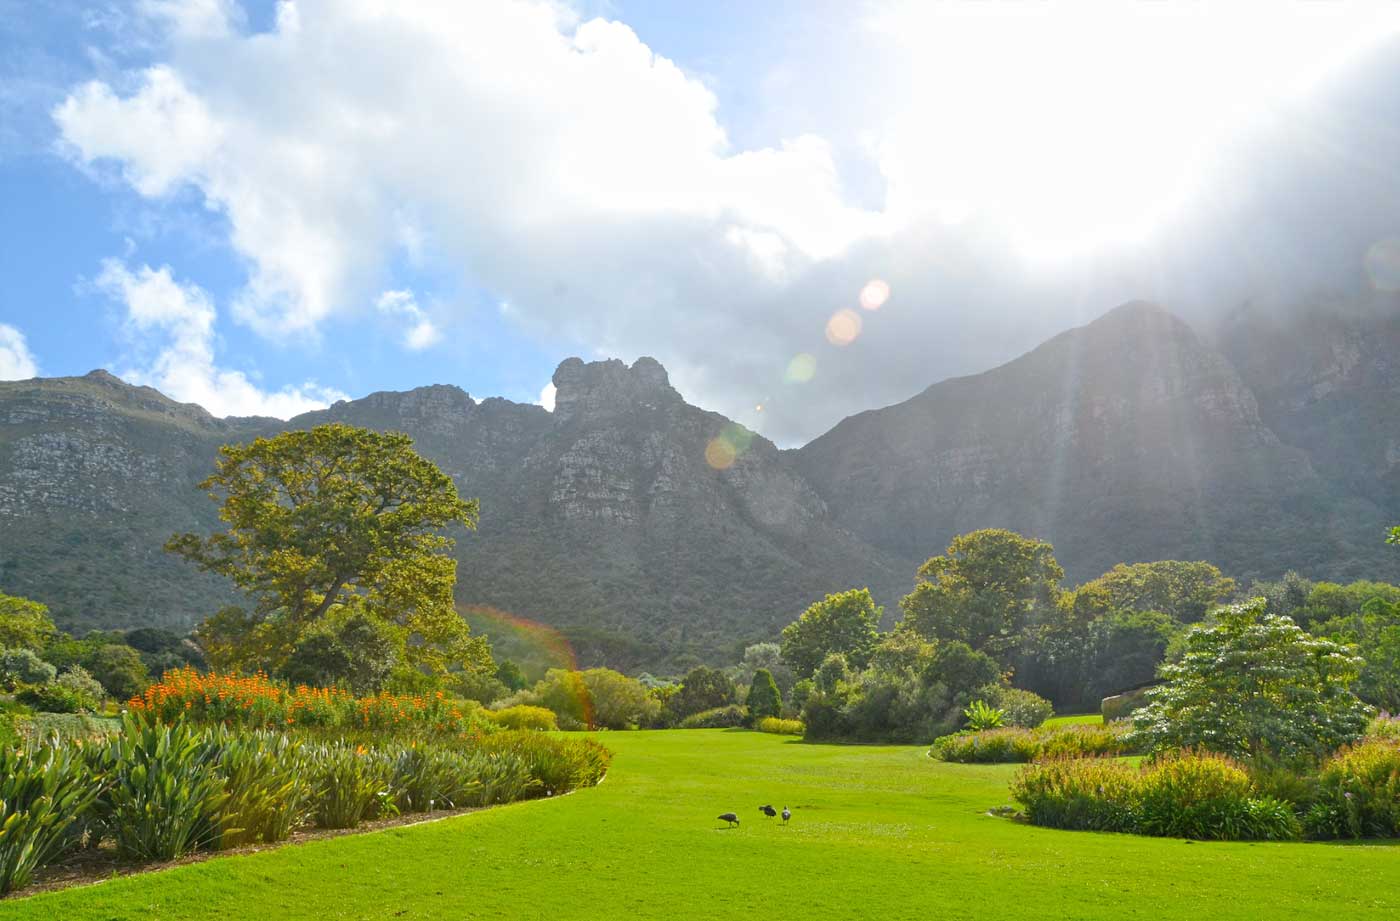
[[794, 301, 1397, 583], [0, 360, 899, 669]]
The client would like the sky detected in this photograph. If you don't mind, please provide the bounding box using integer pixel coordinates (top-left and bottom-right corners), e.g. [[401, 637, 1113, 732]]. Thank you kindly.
[[2, 0, 1400, 444]]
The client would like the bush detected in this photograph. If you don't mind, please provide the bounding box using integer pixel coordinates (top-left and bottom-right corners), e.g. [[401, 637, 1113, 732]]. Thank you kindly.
[[206, 729, 313, 848], [305, 742, 398, 829], [978, 684, 1053, 728], [489, 705, 559, 732], [679, 704, 748, 729], [1137, 750, 1258, 840], [746, 669, 782, 723], [931, 722, 1135, 763], [92, 718, 230, 860], [1304, 740, 1400, 839], [17, 670, 102, 714], [1366, 713, 1400, 742], [963, 699, 1005, 730], [757, 717, 805, 735], [1010, 751, 1303, 841], [0, 742, 100, 894], [1011, 757, 1141, 832], [0, 648, 56, 688], [389, 745, 483, 813], [128, 668, 484, 737]]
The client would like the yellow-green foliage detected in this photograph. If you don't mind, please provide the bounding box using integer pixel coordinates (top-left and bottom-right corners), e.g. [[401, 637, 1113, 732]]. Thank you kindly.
[[1305, 739, 1400, 839], [757, 717, 804, 735], [489, 705, 559, 732], [931, 722, 1135, 763], [1011, 751, 1302, 841]]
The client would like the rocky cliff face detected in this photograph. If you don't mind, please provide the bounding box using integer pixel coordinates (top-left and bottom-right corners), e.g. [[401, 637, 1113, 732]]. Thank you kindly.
[[1217, 294, 1400, 517], [4, 302, 1398, 667], [0, 360, 896, 669], [795, 302, 1397, 583]]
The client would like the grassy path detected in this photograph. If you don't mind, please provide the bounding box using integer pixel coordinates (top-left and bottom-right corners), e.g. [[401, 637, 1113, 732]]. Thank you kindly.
[[4, 730, 1398, 920]]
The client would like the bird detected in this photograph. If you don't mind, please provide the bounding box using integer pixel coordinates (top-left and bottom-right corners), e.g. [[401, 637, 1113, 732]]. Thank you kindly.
[[760, 804, 777, 818], [718, 812, 740, 828], [781, 806, 791, 824]]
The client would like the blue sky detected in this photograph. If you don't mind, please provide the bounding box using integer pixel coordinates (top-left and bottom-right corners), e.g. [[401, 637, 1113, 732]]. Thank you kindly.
[[2, 1, 1399, 441]]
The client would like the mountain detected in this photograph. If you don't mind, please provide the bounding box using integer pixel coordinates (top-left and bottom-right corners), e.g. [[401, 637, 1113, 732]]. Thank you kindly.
[[1216, 293, 1400, 520], [0, 359, 898, 670], [3, 300, 1399, 670], [794, 301, 1399, 584]]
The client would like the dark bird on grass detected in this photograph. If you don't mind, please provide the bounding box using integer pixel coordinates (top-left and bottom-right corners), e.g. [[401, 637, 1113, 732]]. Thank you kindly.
[[781, 807, 791, 824], [718, 812, 740, 828], [760, 805, 777, 818]]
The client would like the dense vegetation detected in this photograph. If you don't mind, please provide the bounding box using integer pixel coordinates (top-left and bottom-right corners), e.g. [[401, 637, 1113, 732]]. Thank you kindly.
[[0, 713, 607, 895], [8, 731, 1400, 920]]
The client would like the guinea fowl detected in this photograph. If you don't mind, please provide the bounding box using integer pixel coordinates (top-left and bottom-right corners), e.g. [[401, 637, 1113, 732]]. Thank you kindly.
[[781, 806, 791, 824], [718, 812, 740, 827], [760, 805, 777, 818]]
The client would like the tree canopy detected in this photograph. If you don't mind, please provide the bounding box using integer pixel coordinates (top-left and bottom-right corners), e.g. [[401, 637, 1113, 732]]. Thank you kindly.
[[0, 592, 56, 651], [1076, 560, 1235, 623], [169, 423, 488, 684], [780, 588, 882, 677], [898, 529, 1062, 653], [1133, 599, 1371, 759]]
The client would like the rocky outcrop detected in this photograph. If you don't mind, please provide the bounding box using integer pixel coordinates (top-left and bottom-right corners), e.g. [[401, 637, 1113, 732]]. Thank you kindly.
[[795, 302, 1396, 583]]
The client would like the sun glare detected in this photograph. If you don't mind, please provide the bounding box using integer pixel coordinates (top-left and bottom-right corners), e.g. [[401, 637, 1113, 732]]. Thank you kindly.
[[870, 0, 1400, 262]]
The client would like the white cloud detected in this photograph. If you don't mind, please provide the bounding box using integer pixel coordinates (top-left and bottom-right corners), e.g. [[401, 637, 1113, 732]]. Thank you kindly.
[[95, 259, 347, 418], [538, 381, 556, 412], [375, 289, 441, 351], [49, 1, 1400, 443], [0, 324, 39, 380]]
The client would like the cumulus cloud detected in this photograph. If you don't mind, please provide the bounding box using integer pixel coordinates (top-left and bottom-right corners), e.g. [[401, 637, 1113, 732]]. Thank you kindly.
[[51, 0, 1400, 443], [0, 324, 39, 380], [375, 289, 441, 351], [95, 259, 347, 418], [538, 381, 556, 412]]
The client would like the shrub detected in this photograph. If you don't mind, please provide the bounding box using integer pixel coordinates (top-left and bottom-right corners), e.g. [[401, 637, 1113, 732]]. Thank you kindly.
[[389, 745, 482, 812], [128, 668, 482, 737], [1011, 751, 1302, 840], [757, 717, 805, 735], [306, 742, 398, 829], [489, 705, 558, 732], [18, 713, 120, 745], [207, 729, 313, 848], [92, 718, 229, 860], [1133, 599, 1372, 758], [1366, 713, 1400, 742], [931, 722, 1135, 763], [1136, 750, 1258, 840], [1304, 739, 1400, 839], [0, 648, 56, 689], [480, 731, 610, 797], [978, 684, 1053, 728], [963, 699, 1006, 730], [0, 742, 100, 894], [1010, 757, 1141, 832], [679, 704, 748, 729], [17, 669, 102, 714], [746, 669, 782, 722]]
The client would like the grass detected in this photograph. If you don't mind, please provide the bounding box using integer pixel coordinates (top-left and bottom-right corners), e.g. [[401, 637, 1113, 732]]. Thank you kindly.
[[1042, 712, 1104, 727], [4, 730, 1399, 920]]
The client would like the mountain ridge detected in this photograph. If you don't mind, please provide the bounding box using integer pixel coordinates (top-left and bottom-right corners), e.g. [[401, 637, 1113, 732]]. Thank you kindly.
[[3, 300, 1398, 668]]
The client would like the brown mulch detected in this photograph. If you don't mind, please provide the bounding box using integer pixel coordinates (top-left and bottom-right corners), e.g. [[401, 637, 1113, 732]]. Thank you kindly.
[[10, 805, 488, 900]]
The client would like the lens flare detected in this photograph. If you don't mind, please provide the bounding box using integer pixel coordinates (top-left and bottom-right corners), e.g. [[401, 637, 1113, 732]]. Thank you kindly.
[[461, 604, 593, 726], [785, 353, 817, 383], [859, 279, 890, 311], [705, 422, 754, 470], [825, 308, 862, 346], [1365, 237, 1400, 292]]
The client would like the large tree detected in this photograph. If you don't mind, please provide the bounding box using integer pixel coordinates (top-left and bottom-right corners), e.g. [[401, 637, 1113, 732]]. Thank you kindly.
[[1076, 560, 1235, 623], [169, 423, 489, 682], [1133, 599, 1371, 759], [780, 588, 882, 677], [0, 592, 56, 651], [898, 529, 1062, 654]]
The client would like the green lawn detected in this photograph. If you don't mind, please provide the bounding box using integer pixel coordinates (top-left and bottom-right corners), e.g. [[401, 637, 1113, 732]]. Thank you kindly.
[[5, 730, 1398, 920], [1042, 712, 1104, 726]]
